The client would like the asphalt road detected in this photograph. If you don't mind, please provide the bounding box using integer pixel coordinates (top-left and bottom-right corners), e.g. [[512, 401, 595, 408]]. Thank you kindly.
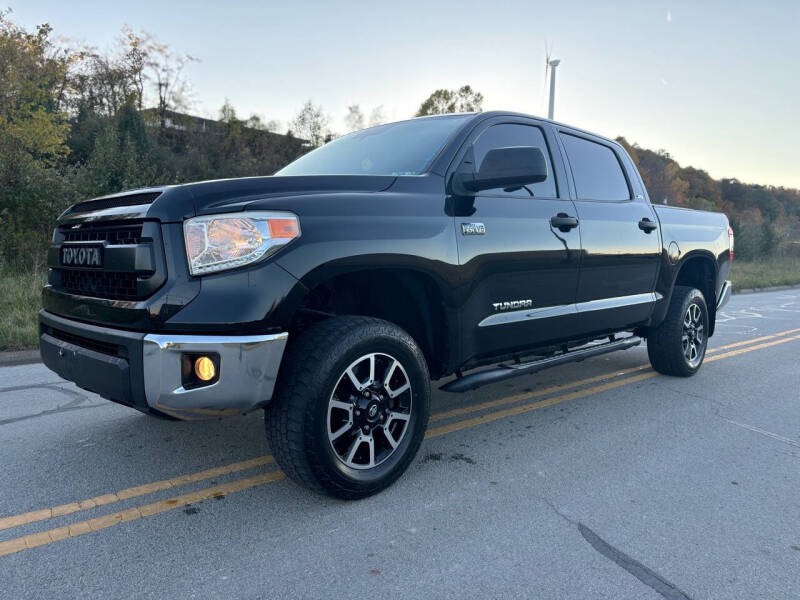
[[1, 288, 799, 599]]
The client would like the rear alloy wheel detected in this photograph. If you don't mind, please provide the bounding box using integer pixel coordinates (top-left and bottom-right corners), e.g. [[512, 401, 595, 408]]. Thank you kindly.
[[266, 316, 429, 499], [681, 302, 705, 369], [647, 285, 709, 376]]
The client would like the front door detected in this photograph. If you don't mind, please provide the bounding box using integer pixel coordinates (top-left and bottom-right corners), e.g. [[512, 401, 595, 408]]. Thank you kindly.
[[454, 121, 581, 363]]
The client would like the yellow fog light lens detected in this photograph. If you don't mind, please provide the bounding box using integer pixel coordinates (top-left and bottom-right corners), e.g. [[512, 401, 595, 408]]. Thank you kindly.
[[194, 356, 216, 381]]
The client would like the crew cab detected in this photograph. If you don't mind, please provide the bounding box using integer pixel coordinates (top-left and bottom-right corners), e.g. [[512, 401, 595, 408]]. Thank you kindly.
[[39, 112, 733, 498]]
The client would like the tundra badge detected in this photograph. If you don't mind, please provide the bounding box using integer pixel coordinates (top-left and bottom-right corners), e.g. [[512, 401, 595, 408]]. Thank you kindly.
[[492, 299, 533, 311]]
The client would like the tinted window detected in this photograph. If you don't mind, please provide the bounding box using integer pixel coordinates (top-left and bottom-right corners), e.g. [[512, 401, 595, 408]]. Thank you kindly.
[[277, 115, 471, 176], [560, 133, 630, 201], [472, 124, 557, 198]]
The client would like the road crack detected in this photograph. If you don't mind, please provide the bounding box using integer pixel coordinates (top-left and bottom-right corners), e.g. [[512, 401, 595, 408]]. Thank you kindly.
[[0, 381, 67, 396], [0, 385, 104, 426], [721, 419, 800, 449], [578, 522, 693, 600], [536, 495, 693, 599], [706, 394, 800, 451]]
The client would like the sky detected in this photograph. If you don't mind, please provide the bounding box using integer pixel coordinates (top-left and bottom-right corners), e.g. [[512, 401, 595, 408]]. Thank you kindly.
[[11, 0, 800, 188]]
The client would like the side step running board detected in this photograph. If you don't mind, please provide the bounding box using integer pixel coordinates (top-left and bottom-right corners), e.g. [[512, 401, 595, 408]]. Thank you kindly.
[[440, 336, 643, 393]]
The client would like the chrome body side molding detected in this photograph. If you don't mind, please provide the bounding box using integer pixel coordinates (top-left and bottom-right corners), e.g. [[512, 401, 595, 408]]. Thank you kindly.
[[478, 292, 663, 328]]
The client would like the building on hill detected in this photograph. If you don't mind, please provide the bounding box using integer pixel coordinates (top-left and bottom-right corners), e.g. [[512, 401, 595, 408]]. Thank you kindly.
[[140, 108, 307, 148]]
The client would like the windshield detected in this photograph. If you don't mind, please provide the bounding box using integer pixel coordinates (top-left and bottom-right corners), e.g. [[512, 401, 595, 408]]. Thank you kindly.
[[276, 115, 471, 176]]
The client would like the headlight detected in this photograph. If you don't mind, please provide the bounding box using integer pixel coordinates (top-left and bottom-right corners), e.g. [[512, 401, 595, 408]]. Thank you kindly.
[[183, 211, 300, 276]]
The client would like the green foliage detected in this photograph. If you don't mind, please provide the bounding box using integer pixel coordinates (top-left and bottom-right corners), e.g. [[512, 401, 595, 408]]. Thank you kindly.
[[0, 13, 72, 173], [80, 102, 158, 195], [728, 215, 763, 261], [415, 85, 483, 116], [760, 221, 779, 257], [0, 13, 78, 268]]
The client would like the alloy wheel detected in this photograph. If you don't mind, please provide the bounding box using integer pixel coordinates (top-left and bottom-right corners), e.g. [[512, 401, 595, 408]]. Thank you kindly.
[[682, 303, 706, 368], [327, 353, 413, 470]]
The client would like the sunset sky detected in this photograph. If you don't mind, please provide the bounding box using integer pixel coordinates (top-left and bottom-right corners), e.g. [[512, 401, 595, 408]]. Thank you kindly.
[[12, 0, 800, 188]]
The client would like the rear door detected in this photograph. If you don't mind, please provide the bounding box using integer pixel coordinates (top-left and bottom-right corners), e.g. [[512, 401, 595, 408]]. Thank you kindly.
[[557, 130, 661, 334], [452, 118, 582, 363]]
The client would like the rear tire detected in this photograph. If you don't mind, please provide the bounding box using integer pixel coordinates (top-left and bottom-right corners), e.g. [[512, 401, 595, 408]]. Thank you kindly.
[[647, 286, 709, 377], [265, 316, 430, 499]]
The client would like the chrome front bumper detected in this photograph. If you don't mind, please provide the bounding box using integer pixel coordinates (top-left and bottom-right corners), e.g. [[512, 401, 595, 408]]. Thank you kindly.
[[142, 332, 288, 420]]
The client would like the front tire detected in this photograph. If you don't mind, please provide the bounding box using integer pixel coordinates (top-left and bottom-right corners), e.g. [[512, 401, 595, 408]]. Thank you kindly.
[[265, 316, 430, 499], [647, 286, 709, 377]]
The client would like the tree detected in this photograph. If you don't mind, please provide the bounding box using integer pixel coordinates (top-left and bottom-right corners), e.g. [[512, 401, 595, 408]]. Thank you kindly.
[[368, 105, 385, 127], [0, 14, 72, 171], [263, 119, 282, 133], [415, 85, 483, 116], [146, 38, 198, 129], [67, 28, 151, 118], [81, 101, 157, 196], [0, 12, 77, 265], [344, 104, 364, 132], [290, 100, 330, 147], [760, 221, 779, 256], [728, 214, 764, 261]]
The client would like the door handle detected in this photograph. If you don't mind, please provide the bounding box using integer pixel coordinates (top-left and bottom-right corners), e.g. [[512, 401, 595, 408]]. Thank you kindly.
[[638, 218, 658, 233], [550, 213, 579, 232]]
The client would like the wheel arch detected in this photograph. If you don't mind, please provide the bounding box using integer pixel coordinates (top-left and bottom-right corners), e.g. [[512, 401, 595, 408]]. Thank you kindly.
[[282, 264, 459, 380], [654, 251, 719, 336]]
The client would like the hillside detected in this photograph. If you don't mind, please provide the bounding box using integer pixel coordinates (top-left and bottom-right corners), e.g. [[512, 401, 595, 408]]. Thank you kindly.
[[617, 138, 800, 260]]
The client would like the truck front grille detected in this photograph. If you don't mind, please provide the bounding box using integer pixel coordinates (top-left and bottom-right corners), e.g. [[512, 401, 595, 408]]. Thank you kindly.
[[59, 270, 141, 301], [49, 219, 166, 302], [62, 223, 143, 245]]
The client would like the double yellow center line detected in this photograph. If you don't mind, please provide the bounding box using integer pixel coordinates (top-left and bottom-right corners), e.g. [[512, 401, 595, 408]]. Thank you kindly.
[[1, 327, 799, 558]]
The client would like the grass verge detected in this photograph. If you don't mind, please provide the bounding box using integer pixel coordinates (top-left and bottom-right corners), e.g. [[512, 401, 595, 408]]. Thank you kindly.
[[730, 257, 800, 290], [0, 268, 46, 352], [0, 258, 798, 352]]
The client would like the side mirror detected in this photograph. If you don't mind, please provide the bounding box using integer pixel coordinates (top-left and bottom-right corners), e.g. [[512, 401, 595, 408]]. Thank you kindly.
[[453, 146, 548, 194]]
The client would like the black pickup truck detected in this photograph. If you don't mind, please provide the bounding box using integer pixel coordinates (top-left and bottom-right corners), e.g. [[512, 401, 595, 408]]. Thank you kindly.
[[39, 112, 732, 498]]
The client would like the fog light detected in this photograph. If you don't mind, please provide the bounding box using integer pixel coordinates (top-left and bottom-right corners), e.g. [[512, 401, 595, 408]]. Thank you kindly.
[[194, 356, 216, 381]]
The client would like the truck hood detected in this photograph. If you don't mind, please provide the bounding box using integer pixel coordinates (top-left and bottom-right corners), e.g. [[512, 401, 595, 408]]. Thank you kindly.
[[59, 175, 397, 224]]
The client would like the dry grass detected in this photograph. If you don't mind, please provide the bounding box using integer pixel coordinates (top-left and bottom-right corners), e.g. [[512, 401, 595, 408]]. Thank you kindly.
[[730, 257, 800, 290], [0, 268, 46, 351]]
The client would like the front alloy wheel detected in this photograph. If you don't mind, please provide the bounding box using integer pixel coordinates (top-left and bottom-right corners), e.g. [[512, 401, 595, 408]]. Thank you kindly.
[[266, 316, 430, 499], [327, 353, 413, 469]]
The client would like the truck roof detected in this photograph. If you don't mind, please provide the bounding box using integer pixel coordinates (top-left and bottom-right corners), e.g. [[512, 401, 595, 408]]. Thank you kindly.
[[436, 110, 623, 148]]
